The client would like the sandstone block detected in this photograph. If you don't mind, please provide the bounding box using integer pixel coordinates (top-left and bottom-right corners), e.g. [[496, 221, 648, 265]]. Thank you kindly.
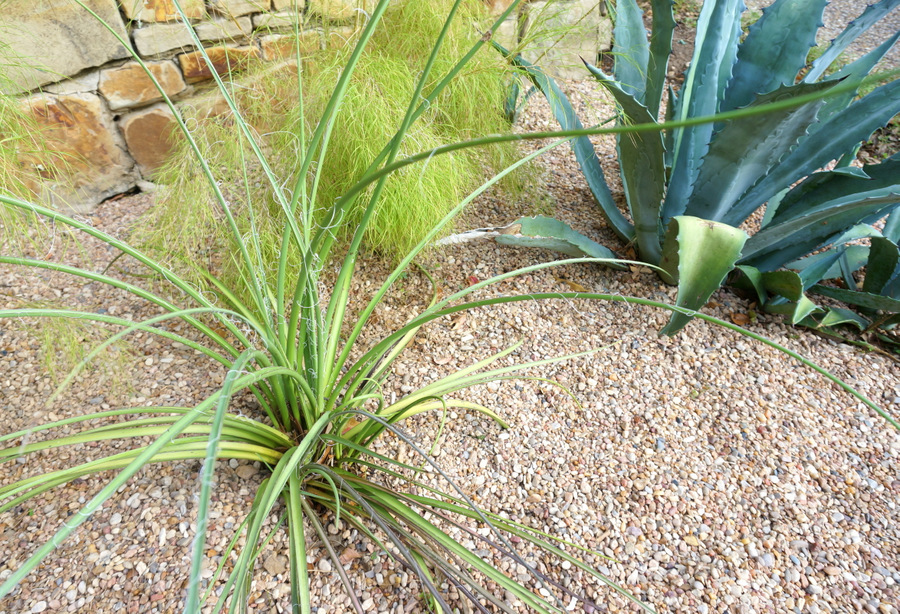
[[521, 0, 610, 80], [119, 104, 181, 176], [259, 32, 322, 61], [44, 71, 101, 95], [195, 16, 253, 42], [253, 10, 303, 30], [272, 0, 306, 9], [119, 0, 206, 22], [132, 22, 197, 56], [178, 46, 260, 83], [308, 0, 375, 22], [22, 93, 136, 212], [99, 61, 186, 110], [209, 0, 271, 17], [0, 0, 131, 94], [178, 58, 297, 120]]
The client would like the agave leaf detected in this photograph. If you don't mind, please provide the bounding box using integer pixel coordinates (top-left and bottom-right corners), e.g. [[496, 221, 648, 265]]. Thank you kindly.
[[815, 307, 871, 330], [769, 155, 900, 224], [758, 269, 806, 301], [614, 0, 650, 102], [864, 237, 900, 296], [659, 216, 748, 335], [765, 294, 823, 324], [733, 264, 768, 303], [790, 244, 870, 281], [734, 79, 900, 219], [805, 0, 900, 82], [646, 0, 676, 118], [734, 264, 828, 323], [721, 0, 827, 112], [664, 0, 745, 219], [812, 284, 900, 312], [500, 48, 635, 242], [810, 31, 900, 131], [742, 193, 900, 271], [586, 62, 666, 263], [493, 215, 626, 269], [884, 207, 900, 243], [688, 80, 835, 224], [775, 224, 879, 286]]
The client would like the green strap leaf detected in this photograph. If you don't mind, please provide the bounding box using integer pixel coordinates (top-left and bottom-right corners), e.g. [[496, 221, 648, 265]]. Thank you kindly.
[[659, 216, 748, 335], [721, 0, 827, 112]]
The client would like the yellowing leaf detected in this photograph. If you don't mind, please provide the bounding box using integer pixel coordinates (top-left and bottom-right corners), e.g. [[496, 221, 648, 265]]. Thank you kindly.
[[554, 277, 589, 292]]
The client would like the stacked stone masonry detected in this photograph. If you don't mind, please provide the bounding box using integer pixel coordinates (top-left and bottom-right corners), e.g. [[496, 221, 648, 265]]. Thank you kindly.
[[3, 0, 610, 211]]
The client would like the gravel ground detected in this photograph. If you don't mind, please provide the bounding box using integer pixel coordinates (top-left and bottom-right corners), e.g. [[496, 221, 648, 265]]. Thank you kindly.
[[2, 3, 900, 613]]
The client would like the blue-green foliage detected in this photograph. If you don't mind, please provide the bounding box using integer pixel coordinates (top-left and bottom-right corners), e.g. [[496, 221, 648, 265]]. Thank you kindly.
[[501, 0, 900, 335]]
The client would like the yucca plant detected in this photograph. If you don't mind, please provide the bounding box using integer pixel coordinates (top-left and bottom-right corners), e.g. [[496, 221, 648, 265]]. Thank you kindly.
[[0, 1, 654, 611], [490, 0, 900, 334], [1, 0, 898, 612]]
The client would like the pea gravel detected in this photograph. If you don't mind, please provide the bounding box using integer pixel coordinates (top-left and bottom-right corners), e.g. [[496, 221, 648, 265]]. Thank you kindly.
[[1, 1, 899, 612]]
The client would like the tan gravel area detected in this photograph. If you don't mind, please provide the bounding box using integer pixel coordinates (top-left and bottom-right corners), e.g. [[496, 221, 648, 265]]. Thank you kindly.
[[2, 3, 900, 613]]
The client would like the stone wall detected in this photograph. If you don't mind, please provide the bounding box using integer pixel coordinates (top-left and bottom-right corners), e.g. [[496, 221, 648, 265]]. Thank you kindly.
[[2, 0, 610, 212]]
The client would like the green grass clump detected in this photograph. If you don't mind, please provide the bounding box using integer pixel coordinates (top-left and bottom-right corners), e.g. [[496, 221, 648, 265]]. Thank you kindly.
[[140, 0, 524, 292]]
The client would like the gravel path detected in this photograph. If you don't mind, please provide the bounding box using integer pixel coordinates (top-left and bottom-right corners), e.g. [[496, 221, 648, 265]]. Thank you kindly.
[[1, 3, 899, 613]]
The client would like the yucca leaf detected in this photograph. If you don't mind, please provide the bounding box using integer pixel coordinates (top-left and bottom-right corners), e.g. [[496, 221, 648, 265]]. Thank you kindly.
[[659, 216, 748, 334], [688, 80, 834, 224], [646, 0, 676, 118], [721, 0, 827, 112], [805, 0, 900, 82], [285, 474, 311, 614], [663, 0, 744, 218], [587, 62, 667, 262], [614, 0, 650, 102], [186, 351, 254, 612], [734, 79, 900, 219], [502, 48, 635, 242]]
